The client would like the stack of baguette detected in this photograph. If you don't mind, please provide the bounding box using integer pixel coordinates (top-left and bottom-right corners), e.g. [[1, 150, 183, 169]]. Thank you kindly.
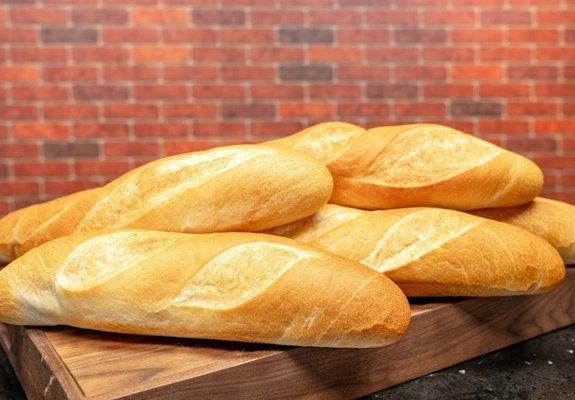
[[0, 122, 570, 348]]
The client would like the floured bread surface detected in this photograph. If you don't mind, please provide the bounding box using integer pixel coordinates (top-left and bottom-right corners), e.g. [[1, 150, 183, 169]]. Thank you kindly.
[[472, 197, 575, 264], [358, 126, 501, 187], [0, 230, 410, 348], [0, 144, 333, 261], [270, 205, 565, 296]]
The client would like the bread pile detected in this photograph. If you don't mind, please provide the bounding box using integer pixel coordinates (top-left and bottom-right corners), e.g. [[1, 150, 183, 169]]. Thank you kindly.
[[0, 122, 570, 348]]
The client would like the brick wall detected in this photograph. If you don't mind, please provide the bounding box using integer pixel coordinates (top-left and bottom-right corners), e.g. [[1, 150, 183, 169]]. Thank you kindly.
[[1, 0, 574, 214]]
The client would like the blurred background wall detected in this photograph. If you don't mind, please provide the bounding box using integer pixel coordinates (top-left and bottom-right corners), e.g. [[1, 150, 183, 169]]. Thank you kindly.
[[0, 0, 574, 214]]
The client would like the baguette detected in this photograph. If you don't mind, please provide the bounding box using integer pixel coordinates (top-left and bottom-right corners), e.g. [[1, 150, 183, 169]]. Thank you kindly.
[[0, 230, 410, 348], [266, 122, 543, 211], [0, 145, 333, 263], [472, 197, 575, 264], [267, 205, 565, 297]]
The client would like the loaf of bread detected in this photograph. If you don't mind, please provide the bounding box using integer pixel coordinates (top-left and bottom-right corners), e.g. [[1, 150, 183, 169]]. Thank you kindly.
[[0, 230, 410, 348], [266, 122, 543, 211], [472, 197, 575, 264], [0, 145, 333, 263], [267, 205, 565, 296]]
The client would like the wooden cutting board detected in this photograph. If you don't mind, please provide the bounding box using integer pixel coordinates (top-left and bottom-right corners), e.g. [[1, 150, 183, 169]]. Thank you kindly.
[[1, 268, 573, 400]]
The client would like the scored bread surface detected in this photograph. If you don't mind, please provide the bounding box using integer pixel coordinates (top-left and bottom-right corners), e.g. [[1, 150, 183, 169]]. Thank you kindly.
[[266, 122, 543, 210], [0, 145, 333, 262], [472, 197, 575, 264], [0, 230, 410, 348], [267, 205, 565, 296]]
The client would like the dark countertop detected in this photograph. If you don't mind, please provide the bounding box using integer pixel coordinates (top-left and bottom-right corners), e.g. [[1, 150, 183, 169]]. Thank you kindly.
[[0, 326, 573, 400]]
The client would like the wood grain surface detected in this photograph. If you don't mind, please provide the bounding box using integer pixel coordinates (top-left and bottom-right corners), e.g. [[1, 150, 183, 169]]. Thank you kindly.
[[0, 269, 573, 400]]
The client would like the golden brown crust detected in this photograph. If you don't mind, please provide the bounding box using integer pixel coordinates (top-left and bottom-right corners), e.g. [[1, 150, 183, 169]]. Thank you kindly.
[[0, 230, 410, 348], [267, 122, 543, 211], [471, 197, 575, 264], [267, 205, 565, 297], [0, 145, 333, 262]]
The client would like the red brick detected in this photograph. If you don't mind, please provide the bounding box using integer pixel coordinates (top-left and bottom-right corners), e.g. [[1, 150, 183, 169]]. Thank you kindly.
[[308, 47, 362, 62], [422, 48, 475, 62], [192, 47, 244, 62], [480, 84, 530, 97], [508, 66, 558, 80], [481, 11, 532, 25], [250, 10, 303, 25], [537, 11, 575, 24], [564, 103, 575, 115], [479, 120, 529, 134], [12, 86, 69, 100], [251, 85, 304, 99], [194, 122, 246, 137], [14, 162, 69, 176], [10, 8, 68, 23], [0, 28, 36, 42], [0, 182, 39, 196], [507, 102, 557, 116], [481, 47, 531, 61], [45, 181, 99, 196], [310, 84, 362, 98], [423, 84, 474, 98], [367, 10, 417, 24], [44, 141, 99, 158], [44, 105, 98, 119], [72, 8, 128, 24], [219, 28, 274, 43], [508, 29, 559, 42], [221, 66, 275, 80], [75, 161, 130, 176], [43, 66, 97, 81], [74, 123, 128, 138], [134, 85, 188, 99], [338, 66, 389, 80], [251, 48, 304, 61], [452, 65, 502, 80], [0, 66, 37, 82], [251, 122, 304, 137], [222, 104, 274, 118], [104, 142, 160, 157], [193, 84, 245, 99], [163, 28, 217, 42], [104, 104, 158, 118], [452, 28, 503, 42], [12, 46, 67, 62], [13, 123, 69, 139], [133, 8, 188, 24], [135, 123, 188, 137], [73, 47, 128, 61], [338, 28, 390, 43], [534, 120, 575, 134], [164, 104, 219, 118], [537, 47, 575, 61], [565, 66, 575, 79], [396, 66, 446, 80], [0, 106, 38, 119], [164, 140, 241, 156], [395, 29, 447, 43], [536, 84, 575, 97], [104, 66, 159, 81], [0, 144, 38, 158], [507, 137, 557, 153], [103, 28, 158, 42], [533, 156, 575, 169], [424, 11, 476, 24], [193, 10, 245, 25], [280, 103, 333, 117], [134, 46, 188, 61], [164, 66, 217, 81], [337, 103, 390, 117], [395, 103, 446, 116], [309, 10, 361, 24], [367, 47, 418, 61], [74, 85, 129, 100]]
